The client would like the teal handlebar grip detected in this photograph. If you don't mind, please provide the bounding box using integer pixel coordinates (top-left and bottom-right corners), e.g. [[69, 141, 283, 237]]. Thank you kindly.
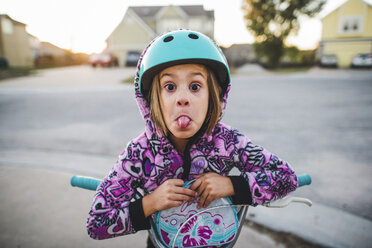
[[298, 174, 312, 187], [70, 175, 101, 191]]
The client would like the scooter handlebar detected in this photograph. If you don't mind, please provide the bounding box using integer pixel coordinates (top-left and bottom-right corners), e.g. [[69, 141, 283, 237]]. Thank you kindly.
[[70, 174, 312, 191], [297, 174, 312, 187], [70, 175, 101, 191]]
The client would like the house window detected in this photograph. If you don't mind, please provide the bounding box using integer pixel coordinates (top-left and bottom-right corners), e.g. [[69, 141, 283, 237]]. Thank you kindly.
[[339, 16, 363, 34], [1, 18, 13, 34], [142, 8, 151, 16]]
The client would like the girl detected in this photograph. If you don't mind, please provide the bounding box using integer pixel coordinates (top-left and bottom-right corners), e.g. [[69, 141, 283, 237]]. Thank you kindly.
[[87, 30, 298, 246]]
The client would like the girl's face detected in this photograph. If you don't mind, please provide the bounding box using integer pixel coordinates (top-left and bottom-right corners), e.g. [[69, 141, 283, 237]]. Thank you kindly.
[[159, 64, 209, 145]]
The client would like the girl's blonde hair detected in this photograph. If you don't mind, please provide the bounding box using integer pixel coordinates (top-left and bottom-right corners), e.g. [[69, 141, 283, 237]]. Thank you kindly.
[[147, 65, 222, 137]]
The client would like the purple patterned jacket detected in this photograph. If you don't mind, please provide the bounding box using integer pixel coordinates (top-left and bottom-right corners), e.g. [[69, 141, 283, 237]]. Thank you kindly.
[[86, 46, 298, 240]]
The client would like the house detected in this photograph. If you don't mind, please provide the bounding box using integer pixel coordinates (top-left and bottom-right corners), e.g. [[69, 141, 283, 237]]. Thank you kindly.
[[33, 41, 71, 67], [29, 34, 66, 60], [222, 44, 256, 67], [0, 14, 33, 67], [106, 5, 214, 66], [29, 33, 88, 67], [29, 33, 41, 61], [319, 0, 372, 67]]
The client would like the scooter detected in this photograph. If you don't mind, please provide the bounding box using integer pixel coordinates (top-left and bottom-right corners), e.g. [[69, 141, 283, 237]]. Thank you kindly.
[[71, 174, 312, 248]]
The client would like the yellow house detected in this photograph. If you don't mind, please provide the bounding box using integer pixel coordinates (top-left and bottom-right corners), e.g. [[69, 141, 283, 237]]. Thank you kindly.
[[106, 5, 214, 66], [320, 0, 372, 67], [0, 14, 33, 67]]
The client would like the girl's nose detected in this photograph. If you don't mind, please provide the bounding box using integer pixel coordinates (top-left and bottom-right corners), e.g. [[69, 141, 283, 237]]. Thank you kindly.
[[177, 97, 189, 106], [176, 88, 190, 106]]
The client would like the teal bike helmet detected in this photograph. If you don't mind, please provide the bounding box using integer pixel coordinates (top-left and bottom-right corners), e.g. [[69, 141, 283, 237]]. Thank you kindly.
[[138, 30, 230, 96]]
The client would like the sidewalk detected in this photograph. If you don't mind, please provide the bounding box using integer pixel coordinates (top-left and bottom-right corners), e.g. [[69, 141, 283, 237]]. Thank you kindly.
[[0, 65, 136, 89], [247, 196, 372, 248], [0, 165, 286, 248]]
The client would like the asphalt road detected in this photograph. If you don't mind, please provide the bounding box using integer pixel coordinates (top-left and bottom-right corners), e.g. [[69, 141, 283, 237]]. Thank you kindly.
[[227, 68, 372, 220], [0, 65, 371, 247]]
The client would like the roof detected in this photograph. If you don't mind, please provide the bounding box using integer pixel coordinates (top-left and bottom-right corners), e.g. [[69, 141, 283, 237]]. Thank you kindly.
[[129, 5, 214, 19], [130, 6, 162, 18], [106, 5, 214, 42], [321, 0, 372, 19], [0, 14, 26, 26], [181, 5, 214, 18]]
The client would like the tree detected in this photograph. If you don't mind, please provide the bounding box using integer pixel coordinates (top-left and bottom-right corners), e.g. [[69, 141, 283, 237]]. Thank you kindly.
[[242, 0, 325, 68]]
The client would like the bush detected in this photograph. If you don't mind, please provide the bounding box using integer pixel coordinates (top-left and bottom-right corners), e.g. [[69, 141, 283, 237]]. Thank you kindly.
[[0, 57, 9, 69]]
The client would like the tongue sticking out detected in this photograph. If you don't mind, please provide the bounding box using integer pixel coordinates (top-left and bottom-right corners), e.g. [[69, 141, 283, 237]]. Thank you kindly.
[[177, 116, 191, 128]]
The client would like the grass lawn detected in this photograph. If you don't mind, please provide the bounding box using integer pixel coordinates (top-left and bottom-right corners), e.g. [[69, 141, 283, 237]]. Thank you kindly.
[[0, 67, 36, 81], [121, 75, 135, 84]]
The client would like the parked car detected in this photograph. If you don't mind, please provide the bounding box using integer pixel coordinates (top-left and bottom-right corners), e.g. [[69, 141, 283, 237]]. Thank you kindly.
[[89, 53, 118, 67], [320, 54, 338, 68], [351, 53, 372, 68], [125, 51, 140, 67]]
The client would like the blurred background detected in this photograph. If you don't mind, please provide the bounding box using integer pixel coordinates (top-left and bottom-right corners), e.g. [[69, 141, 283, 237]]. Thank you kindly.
[[0, 0, 371, 248], [2, 0, 371, 71]]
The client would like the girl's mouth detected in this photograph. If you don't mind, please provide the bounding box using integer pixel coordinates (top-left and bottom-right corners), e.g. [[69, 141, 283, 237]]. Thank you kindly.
[[176, 115, 191, 128]]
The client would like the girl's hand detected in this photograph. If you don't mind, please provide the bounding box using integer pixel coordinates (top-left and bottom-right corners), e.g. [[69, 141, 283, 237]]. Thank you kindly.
[[190, 173, 234, 209], [142, 179, 197, 217]]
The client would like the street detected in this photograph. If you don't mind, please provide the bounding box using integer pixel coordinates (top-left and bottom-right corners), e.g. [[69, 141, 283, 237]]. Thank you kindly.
[[228, 68, 372, 220], [0, 65, 371, 247]]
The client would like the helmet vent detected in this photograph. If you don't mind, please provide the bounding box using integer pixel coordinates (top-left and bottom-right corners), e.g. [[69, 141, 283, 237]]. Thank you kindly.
[[163, 36, 174, 42], [188, 33, 199, 39]]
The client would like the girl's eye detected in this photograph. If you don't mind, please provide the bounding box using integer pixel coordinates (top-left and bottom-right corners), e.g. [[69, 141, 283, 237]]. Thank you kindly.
[[164, 83, 175, 91], [190, 83, 201, 91]]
